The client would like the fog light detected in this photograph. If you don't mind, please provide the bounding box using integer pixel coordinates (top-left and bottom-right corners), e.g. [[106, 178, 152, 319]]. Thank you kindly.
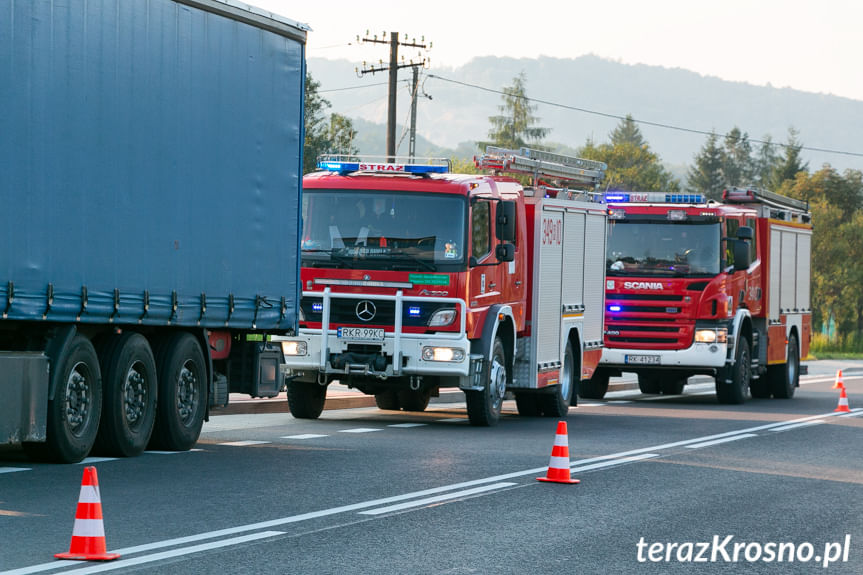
[[281, 340, 307, 356], [422, 346, 465, 362]]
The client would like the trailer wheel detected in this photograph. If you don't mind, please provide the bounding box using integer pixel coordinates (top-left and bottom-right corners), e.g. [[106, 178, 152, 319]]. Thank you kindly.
[[541, 342, 576, 417], [95, 333, 157, 457], [466, 337, 506, 426], [579, 368, 609, 399], [24, 335, 102, 463], [768, 333, 799, 399], [638, 373, 661, 394], [287, 381, 327, 419], [149, 333, 206, 451], [374, 390, 400, 410], [398, 389, 431, 412], [716, 336, 751, 404], [515, 393, 541, 416]]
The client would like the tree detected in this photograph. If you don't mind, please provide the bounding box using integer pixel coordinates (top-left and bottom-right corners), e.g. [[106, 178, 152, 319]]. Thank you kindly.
[[303, 72, 359, 173], [327, 113, 358, 157], [580, 117, 680, 193], [752, 135, 779, 188], [770, 127, 808, 189], [483, 72, 549, 150], [687, 131, 724, 199], [721, 127, 754, 188]]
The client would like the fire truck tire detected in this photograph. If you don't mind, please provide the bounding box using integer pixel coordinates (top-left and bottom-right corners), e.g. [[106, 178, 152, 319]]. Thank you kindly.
[[541, 342, 576, 417], [287, 380, 326, 419], [579, 368, 609, 400], [768, 333, 799, 399], [398, 388, 431, 412], [23, 335, 103, 463], [95, 333, 158, 457], [637, 373, 662, 394], [466, 338, 506, 426], [149, 333, 207, 451], [515, 393, 542, 416], [374, 390, 400, 410], [716, 336, 751, 404]]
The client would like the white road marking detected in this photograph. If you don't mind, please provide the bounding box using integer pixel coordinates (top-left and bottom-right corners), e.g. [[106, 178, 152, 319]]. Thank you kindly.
[[435, 418, 467, 423], [280, 434, 328, 439], [219, 440, 271, 446], [770, 420, 827, 432], [338, 428, 383, 433], [144, 451, 186, 455], [576, 403, 606, 407], [359, 482, 518, 515], [78, 457, 118, 464], [685, 434, 758, 449], [387, 423, 427, 428], [571, 454, 660, 471], [0, 467, 30, 474]]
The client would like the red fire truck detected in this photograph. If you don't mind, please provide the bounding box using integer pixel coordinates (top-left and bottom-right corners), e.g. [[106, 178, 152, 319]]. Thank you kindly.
[[582, 187, 812, 404], [276, 147, 608, 425]]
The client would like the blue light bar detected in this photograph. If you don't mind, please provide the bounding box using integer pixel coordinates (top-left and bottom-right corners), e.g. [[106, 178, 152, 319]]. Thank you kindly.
[[311, 302, 323, 312], [317, 160, 448, 174], [608, 305, 622, 312], [408, 306, 421, 317], [603, 192, 705, 204]]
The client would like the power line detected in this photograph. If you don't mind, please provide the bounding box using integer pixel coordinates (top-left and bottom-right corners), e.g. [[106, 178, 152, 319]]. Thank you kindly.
[[426, 73, 863, 159], [319, 81, 390, 94]]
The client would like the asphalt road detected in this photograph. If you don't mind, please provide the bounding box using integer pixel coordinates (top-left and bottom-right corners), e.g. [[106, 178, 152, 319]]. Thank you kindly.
[[1, 360, 862, 574]]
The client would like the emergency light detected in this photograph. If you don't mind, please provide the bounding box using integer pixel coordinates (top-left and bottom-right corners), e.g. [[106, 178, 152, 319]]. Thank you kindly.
[[317, 156, 449, 175], [603, 192, 705, 204]]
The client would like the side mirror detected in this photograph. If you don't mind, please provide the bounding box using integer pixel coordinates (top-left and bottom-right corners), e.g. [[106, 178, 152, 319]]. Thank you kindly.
[[736, 226, 754, 241], [496, 200, 517, 243], [496, 243, 515, 262], [732, 240, 750, 271]]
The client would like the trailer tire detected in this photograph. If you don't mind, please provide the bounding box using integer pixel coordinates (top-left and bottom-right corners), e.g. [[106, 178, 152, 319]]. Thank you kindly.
[[515, 393, 541, 416], [398, 389, 431, 412], [95, 333, 158, 457], [466, 337, 506, 426], [374, 390, 400, 410], [149, 333, 206, 451], [23, 335, 102, 463], [716, 335, 751, 405], [638, 373, 662, 394], [768, 333, 799, 399], [579, 368, 609, 400], [287, 381, 326, 419], [541, 341, 575, 417]]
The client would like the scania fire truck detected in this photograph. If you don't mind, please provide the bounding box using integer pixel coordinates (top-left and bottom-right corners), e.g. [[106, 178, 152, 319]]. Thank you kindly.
[[276, 148, 608, 425], [582, 187, 812, 404]]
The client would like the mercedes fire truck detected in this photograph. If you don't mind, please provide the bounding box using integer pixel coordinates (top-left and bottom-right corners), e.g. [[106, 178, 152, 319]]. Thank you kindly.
[[581, 187, 812, 404], [275, 148, 608, 425]]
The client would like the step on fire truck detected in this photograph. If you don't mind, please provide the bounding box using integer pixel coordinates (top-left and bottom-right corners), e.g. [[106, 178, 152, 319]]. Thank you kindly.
[[275, 147, 608, 425], [583, 187, 812, 404]]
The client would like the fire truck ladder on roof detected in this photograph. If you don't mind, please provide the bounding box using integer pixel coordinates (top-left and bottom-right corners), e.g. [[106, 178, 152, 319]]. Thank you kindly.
[[475, 146, 606, 190], [723, 186, 809, 213]]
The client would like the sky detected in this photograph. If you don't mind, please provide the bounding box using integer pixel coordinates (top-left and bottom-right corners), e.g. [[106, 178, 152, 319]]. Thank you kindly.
[[249, 0, 863, 102]]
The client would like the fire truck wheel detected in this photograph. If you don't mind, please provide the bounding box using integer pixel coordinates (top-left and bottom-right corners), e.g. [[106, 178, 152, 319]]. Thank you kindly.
[[541, 342, 576, 417], [374, 390, 400, 410], [716, 335, 751, 404], [637, 373, 662, 394], [768, 333, 799, 399], [466, 338, 506, 426], [515, 393, 541, 416], [579, 368, 609, 399], [287, 380, 326, 419], [398, 389, 431, 412]]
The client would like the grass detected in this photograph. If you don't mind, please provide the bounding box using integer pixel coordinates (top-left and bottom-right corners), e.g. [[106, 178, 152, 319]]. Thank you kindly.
[[808, 331, 863, 360]]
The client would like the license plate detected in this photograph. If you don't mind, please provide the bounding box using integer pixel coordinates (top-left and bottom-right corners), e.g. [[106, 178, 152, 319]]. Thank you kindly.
[[337, 327, 385, 341], [625, 354, 660, 365]]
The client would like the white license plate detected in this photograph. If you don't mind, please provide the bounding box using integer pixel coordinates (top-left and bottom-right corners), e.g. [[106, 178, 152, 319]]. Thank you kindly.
[[625, 354, 660, 365], [337, 327, 385, 341]]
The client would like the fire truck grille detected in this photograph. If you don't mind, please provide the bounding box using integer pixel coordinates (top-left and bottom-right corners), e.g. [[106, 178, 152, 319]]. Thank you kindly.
[[604, 322, 694, 348]]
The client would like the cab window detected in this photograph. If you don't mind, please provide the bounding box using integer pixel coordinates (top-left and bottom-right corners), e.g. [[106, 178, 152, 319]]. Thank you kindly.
[[471, 201, 491, 260]]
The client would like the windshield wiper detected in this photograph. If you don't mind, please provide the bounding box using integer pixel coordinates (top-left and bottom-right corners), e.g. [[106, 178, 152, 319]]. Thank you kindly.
[[301, 249, 355, 269], [385, 250, 437, 271]]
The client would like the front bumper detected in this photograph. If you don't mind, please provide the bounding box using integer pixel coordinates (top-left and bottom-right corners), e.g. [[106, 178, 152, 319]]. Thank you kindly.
[[600, 340, 728, 370]]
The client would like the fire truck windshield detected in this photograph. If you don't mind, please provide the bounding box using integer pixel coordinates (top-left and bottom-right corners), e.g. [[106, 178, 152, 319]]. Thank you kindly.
[[606, 220, 721, 277], [300, 190, 467, 271]]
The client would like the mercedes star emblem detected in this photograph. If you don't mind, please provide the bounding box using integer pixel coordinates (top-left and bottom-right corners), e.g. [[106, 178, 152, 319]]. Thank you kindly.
[[355, 300, 377, 322]]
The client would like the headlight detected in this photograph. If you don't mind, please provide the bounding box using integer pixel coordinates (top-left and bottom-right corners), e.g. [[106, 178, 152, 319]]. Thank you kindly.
[[281, 341, 308, 356], [428, 308, 457, 327], [422, 346, 465, 362], [695, 328, 727, 344]]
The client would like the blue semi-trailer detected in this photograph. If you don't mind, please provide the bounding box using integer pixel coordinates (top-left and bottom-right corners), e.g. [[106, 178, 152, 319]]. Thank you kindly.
[[0, 0, 307, 462]]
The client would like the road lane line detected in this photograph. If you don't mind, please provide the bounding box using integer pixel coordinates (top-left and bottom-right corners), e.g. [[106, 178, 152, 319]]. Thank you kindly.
[[338, 428, 383, 433], [770, 420, 827, 432], [0, 467, 30, 474], [77, 457, 118, 464], [219, 440, 271, 446], [387, 423, 427, 428], [685, 434, 758, 449], [359, 483, 517, 515], [280, 434, 328, 439], [572, 454, 660, 471]]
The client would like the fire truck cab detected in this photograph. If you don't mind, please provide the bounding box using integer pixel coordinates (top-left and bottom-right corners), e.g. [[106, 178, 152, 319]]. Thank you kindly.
[[586, 187, 812, 404], [276, 148, 608, 425]]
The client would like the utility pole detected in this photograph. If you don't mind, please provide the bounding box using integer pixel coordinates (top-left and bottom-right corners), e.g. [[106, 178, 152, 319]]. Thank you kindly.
[[409, 66, 418, 160], [357, 32, 430, 162]]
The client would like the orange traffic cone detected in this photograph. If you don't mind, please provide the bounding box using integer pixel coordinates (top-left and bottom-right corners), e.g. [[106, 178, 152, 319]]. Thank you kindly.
[[835, 388, 851, 413], [537, 421, 580, 484], [55, 467, 120, 561], [832, 370, 845, 390]]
